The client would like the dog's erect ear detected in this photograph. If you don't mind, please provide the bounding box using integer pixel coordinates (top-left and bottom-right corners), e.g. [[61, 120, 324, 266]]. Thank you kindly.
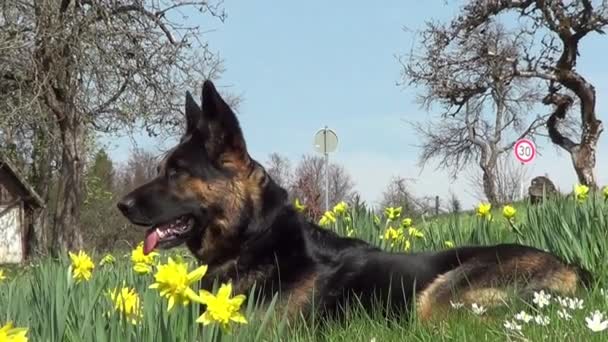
[[200, 80, 249, 167], [185, 91, 202, 134]]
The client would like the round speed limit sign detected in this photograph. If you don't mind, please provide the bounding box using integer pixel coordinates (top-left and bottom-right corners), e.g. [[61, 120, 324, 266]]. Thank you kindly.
[[514, 139, 536, 164]]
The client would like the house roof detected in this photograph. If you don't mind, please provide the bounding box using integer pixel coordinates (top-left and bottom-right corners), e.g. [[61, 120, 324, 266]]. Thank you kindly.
[[0, 155, 45, 208]]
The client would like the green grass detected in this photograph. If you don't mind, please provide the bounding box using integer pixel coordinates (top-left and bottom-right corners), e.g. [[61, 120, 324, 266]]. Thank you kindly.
[[1, 195, 607, 341]]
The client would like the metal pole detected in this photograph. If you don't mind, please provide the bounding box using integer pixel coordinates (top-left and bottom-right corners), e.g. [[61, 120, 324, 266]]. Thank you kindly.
[[324, 126, 329, 212], [520, 162, 525, 200]]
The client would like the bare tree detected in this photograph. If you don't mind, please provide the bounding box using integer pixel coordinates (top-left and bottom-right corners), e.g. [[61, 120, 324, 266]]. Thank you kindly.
[[428, 0, 607, 188], [290, 154, 356, 220], [448, 192, 462, 213], [0, 1, 226, 250], [467, 154, 531, 203], [379, 176, 418, 216], [403, 23, 544, 204], [379, 176, 442, 216], [116, 148, 161, 193], [265, 153, 293, 190]]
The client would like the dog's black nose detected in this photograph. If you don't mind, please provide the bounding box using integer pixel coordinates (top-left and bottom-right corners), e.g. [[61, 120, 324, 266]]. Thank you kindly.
[[117, 197, 136, 216]]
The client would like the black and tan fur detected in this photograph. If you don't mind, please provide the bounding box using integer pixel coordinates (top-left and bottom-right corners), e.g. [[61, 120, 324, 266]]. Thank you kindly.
[[117, 80, 591, 322]]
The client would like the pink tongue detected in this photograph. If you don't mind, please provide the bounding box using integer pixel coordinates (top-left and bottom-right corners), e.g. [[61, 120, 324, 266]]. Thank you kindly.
[[143, 229, 160, 255]]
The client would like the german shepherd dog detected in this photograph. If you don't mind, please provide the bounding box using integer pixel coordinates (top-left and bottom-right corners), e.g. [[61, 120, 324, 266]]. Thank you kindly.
[[117, 80, 591, 321]]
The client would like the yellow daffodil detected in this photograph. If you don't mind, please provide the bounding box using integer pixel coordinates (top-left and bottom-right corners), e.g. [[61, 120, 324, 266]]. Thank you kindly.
[[476, 203, 492, 220], [384, 207, 402, 221], [332, 201, 348, 215], [0, 322, 28, 342], [131, 242, 158, 275], [602, 186, 608, 200], [381, 226, 402, 241], [107, 286, 142, 325], [444, 240, 455, 248], [408, 227, 424, 239], [380, 226, 406, 248], [0, 269, 6, 282], [133, 263, 154, 275], [574, 184, 590, 202], [69, 250, 95, 284], [294, 198, 307, 212], [149, 257, 208, 312], [99, 254, 116, 266], [502, 205, 517, 220], [319, 211, 336, 226], [401, 217, 413, 228], [196, 282, 247, 332]]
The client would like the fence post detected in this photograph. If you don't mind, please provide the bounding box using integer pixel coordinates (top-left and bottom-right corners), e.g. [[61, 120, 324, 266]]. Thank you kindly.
[[435, 196, 439, 216]]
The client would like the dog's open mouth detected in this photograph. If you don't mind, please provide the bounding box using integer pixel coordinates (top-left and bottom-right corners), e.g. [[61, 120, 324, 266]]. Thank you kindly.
[[143, 215, 195, 255]]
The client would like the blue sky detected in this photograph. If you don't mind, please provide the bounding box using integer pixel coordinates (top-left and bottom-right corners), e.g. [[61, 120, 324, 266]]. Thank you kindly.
[[105, 0, 607, 210]]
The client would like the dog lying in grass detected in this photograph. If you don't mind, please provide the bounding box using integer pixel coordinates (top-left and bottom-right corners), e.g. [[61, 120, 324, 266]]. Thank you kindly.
[[117, 80, 591, 321]]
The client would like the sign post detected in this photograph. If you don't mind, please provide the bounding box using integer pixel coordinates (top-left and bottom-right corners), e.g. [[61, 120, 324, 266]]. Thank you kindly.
[[513, 138, 537, 199], [313, 126, 338, 212]]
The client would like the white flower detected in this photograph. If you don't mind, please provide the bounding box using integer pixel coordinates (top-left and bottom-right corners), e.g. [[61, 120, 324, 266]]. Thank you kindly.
[[471, 303, 486, 315], [567, 297, 584, 310], [533, 314, 550, 326], [533, 290, 551, 308], [504, 319, 522, 332], [585, 310, 608, 332], [450, 300, 464, 309], [556, 296, 584, 310], [557, 309, 572, 321], [556, 296, 568, 307], [514, 310, 533, 323]]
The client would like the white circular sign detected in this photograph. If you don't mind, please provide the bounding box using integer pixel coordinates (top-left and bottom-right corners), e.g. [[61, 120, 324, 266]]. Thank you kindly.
[[313, 127, 338, 154], [514, 138, 536, 164]]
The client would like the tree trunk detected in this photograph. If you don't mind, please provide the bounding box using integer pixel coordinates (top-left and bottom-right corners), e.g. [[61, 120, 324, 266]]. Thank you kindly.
[[544, 91, 603, 189], [28, 127, 55, 254], [570, 134, 601, 188], [34, 0, 85, 252], [548, 23, 603, 188], [52, 116, 85, 251], [560, 83, 603, 188], [481, 165, 499, 205]]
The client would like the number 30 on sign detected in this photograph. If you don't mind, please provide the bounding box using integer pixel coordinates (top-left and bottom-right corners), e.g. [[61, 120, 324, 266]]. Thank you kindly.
[[514, 139, 536, 164]]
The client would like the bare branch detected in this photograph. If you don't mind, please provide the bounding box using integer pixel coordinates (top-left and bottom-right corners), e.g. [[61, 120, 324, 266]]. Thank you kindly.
[[111, 4, 179, 44], [450, 0, 535, 37], [500, 115, 547, 153], [90, 74, 130, 116], [543, 89, 577, 152]]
